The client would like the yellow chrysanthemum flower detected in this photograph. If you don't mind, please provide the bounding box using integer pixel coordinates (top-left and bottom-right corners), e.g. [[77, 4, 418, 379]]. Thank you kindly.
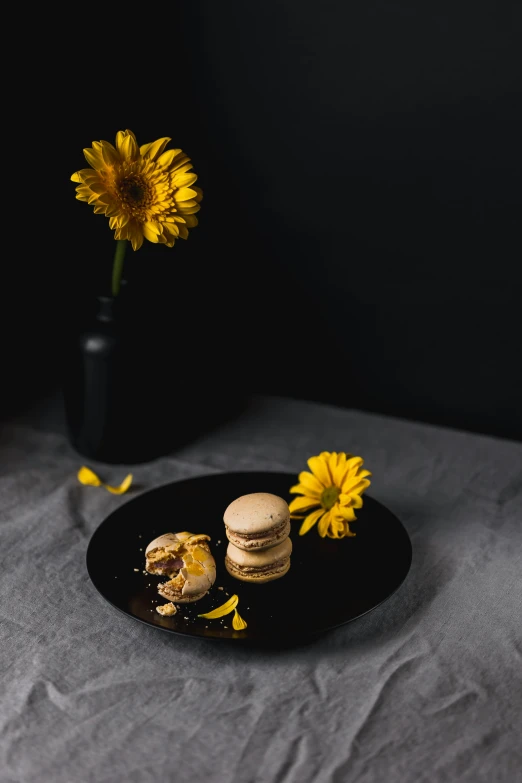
[[71, 129, 202, 252], [289, 451, 371, 539]]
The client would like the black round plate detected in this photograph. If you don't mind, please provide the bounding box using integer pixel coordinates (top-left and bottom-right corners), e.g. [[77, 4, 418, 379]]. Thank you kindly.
[[86, 471, 412, 643]]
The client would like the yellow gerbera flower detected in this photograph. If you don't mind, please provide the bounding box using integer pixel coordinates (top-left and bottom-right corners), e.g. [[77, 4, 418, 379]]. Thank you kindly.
[[71, 129, 202, 251], [289, 451, 371, 538]]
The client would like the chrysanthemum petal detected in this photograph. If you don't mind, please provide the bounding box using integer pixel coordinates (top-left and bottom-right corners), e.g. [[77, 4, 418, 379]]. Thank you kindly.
[[77, 466, 102, 487], [338, 505, 357, 521], [307, 455, 331, 487], [327, 516, 345, 538], [289, 483, 311, 496], [299, 508, 325, 536], [342, 478, 371, 495], [296, 471, 324, 495], [104, 474, 133, 495], [232, 609, 248, 630], [318, 510, 331, 537], [198, 594, 238, 618], [339, 493, 364, 509], [346, 456, 364, 474], [288, 496, 320, 514]]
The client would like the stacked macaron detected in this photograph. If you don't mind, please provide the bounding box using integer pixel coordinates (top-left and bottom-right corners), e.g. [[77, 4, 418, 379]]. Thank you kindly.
[[223, 493, 292, 583]]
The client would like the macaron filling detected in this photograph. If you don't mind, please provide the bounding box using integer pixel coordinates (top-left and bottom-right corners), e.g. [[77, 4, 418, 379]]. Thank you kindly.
[[225, 518, 290, 549]]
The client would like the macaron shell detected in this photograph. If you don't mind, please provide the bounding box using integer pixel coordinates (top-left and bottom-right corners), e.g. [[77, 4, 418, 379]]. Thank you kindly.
[[145, 533, 182, 556], [158, 583, 208, 603], [226, 537, 292, 567], [145, 531, 210, 555], [225, 556, 291, 584], [223, 493, 290, 534]]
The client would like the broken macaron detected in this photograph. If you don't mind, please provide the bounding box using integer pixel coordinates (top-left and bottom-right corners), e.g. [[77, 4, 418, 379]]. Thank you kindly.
[[145, 531, 216, 603]]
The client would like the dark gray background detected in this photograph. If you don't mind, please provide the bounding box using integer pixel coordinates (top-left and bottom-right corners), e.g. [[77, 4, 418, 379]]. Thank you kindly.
[[4, 1, 522, 440]]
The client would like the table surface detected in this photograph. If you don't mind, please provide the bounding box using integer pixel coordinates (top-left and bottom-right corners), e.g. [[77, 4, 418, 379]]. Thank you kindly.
[[1, 394, 521, 783]]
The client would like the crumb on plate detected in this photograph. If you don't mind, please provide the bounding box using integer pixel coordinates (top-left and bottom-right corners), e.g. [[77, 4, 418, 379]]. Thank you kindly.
[[156, 602, 177, 617]]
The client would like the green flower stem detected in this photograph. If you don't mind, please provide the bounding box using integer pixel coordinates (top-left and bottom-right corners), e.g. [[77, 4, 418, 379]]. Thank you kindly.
[[111, 239, 127, 297]]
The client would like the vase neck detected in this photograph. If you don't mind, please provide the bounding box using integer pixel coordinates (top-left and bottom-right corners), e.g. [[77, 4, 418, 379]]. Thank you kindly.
[[96, 295, 115, 323]]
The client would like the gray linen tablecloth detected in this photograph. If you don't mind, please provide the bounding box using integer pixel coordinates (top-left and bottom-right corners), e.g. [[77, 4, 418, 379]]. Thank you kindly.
[[1, 394, 521, 783]]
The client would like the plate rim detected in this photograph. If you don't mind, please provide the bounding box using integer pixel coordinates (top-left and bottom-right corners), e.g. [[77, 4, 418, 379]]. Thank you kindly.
[[86, 470, 413, 644]]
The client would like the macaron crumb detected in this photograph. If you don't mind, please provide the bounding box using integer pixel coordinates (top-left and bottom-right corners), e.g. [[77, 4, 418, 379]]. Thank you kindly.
[[133, 568, 139, 572], [156, 602, 177, 617]]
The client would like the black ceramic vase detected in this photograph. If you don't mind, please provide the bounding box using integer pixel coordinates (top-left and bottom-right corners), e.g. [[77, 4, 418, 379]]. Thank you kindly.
[[62, 293, 177, 464]]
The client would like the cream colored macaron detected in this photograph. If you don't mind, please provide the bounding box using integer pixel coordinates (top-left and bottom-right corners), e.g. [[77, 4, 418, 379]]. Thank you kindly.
[[225, 537, 292, 583], [223, 492, 291, 551]]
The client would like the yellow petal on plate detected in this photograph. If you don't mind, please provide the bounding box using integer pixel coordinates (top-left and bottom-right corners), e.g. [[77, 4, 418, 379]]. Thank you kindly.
[[198, 594, 238, 619], [77, 466, 102, 487], [232, 609, 248, 630]]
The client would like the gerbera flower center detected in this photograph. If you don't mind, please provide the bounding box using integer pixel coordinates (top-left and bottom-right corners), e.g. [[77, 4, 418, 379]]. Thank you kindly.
[[321, 485, 340, 510], [118, 175, 150, 209]]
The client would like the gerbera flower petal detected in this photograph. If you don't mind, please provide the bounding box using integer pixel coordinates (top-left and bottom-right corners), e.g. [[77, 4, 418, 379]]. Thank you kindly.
[[83, 147, 105, 170], [299, 508, 325, 536], [99, 140, 121, 167], [288, 496, 320, 514], [172, 172, 198, 188], [175, 187, 199, 202], [307, 455, 332, 487], [140, 137, 172, 160], [157, 148, 183, 168]]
